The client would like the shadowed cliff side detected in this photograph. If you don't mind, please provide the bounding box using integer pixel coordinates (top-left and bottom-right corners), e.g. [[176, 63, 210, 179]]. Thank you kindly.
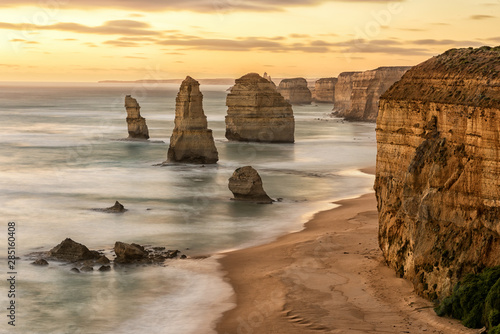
[[375, 46, 500, 300]]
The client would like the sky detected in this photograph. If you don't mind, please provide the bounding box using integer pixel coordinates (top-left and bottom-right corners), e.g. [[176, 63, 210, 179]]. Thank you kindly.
[[0, 0, 498, 82]]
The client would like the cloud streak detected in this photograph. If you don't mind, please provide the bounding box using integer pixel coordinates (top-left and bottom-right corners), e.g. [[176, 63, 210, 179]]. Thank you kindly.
[[0, 0, 403, 12]]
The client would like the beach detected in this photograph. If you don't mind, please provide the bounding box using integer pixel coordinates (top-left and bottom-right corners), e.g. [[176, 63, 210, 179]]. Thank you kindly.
[[216, 183, 477, 333]]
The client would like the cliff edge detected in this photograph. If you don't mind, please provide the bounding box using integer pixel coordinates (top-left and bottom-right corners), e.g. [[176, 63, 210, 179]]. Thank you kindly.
[[375, 46, 500, 300]]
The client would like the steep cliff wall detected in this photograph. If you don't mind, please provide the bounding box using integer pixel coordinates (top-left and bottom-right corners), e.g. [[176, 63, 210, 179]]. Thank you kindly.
[[334, 67, 411, 122], [313, 77, 337, 103], [375, 46, 500, 300], [226, 73, 295, 143], [277, 78, 312, 105]]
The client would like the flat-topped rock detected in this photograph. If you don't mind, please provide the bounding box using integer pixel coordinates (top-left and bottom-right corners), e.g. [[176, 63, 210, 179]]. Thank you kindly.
[[167, 76, 219, 164], [313, 77, 337, 103], [226, 73, 295, 143], [278, 77, 312, 105]]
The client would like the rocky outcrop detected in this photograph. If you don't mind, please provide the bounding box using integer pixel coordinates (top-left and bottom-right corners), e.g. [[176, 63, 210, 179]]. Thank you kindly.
[[92, 201, 127, 213], [226, 73, 295, 143], [167, 76, 219, 164], [277, 77, 312, 105], [114, 241, 183, 264], [313, 77, 337, 103], [125, 95, 149, 140], [228, 166, 273, 204], [334, 67, 411, 122], [263, 72, 276, 89], [374, 46, 500, 300], [49, 238, 101, 262]]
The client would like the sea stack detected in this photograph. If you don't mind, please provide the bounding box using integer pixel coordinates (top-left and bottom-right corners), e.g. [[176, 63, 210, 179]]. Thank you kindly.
[[226, 73, 295, 143], [277, 77, 312, 105], [167, 76, 219, 164], [228, 166, 273, 204], [263, 72, 277, 89], [375, 46, 500, 299], [313, 77, 337, 103], [125, 95, 149, 140], [333, 67, 411, 122]]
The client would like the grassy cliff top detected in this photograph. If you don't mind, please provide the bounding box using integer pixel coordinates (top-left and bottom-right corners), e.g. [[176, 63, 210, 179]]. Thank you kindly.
[[381, 46, 500, 108]]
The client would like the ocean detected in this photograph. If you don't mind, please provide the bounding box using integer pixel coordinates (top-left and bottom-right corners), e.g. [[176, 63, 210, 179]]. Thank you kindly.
[[0, 82, 376, 333]]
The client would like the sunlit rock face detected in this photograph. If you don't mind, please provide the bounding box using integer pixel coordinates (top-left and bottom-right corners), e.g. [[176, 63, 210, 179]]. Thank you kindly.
[[375, 46, 500, 299], [167, 76, 219, 164], [313, 77, 337, 103], [125, 95, 149, 139], [334, 67, 411, 122], [225, 73, 295, 143], [277, 77, 312, 105]]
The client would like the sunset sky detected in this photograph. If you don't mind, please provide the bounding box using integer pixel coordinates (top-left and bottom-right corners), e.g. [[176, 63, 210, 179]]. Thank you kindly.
[[0, 0, 498, 82]]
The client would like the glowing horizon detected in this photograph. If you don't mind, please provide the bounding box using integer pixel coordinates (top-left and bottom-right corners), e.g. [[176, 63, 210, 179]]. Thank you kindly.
[[0, 0, 498, 82]]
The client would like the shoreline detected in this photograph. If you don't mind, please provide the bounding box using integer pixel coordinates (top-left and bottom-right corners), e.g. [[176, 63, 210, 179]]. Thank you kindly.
[[215, 189, 476, 333]]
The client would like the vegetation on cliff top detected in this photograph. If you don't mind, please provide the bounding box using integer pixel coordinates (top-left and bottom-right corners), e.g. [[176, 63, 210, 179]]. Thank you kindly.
[[381, 46, 500, 108], [435, 266, 500, 333]]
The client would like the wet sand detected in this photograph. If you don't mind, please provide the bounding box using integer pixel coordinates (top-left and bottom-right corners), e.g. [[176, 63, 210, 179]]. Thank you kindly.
[[216, 192, 477, 334]]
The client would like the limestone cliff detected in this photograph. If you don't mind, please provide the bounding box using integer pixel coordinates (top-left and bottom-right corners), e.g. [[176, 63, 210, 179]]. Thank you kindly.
[[334, 67, 411, 122], [313, 77, 337, 103], [226, 73, 295, 143], [167, 76, 219, 164], [125, 95, 149, 139], [375, 46, 500, 300], [277, 78, 312, 105]]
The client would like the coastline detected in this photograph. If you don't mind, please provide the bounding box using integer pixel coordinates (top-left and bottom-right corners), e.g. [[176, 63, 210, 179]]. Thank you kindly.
[[215, 174, 476, 333]]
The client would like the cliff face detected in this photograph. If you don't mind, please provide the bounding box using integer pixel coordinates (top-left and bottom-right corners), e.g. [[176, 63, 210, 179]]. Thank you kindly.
[[277, 77, 312, 105], [334, 67, 411, 122], [167, 76, 219, 164], [313, 77, 337, 103], [226, 73, 295, 143], [375, 46, 500, 299], [125, 95, 149, 139]]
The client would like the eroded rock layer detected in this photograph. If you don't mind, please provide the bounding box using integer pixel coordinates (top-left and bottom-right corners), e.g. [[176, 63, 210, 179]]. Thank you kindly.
[[334, 67, 411, 122], [313, 77, 337, 103], [375, 46, 500, 299], [277, 77, 312, 105], [125, 95, 149, 139], [167, 76, 219, 164], [226, 73, 294, 143]]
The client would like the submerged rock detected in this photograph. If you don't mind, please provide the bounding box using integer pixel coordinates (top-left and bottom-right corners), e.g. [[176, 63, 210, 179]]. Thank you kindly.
[[49, 238, 101, 262], [226, 73, 295, 143], [228, 166, 273, 204], [167, 76, 219, 164], [92, 201, 127, 213], [32, 259, 49, 266], [125, 95, 149, 140]]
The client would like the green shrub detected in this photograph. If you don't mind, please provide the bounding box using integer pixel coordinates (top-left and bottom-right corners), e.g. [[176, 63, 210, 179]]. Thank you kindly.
[[435, 266, 500, 330]]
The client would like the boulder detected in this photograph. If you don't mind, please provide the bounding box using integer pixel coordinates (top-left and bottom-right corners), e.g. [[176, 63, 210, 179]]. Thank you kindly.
[[92, 201, 127, 213], [167, 76, 219, 164], [228, 166, 273, 204], [32, 259, 49, 266], [125, 95, 149, 139], [114, 241, 149, 264], [226, 73, 295, 143], [49, 238, 101, 262]]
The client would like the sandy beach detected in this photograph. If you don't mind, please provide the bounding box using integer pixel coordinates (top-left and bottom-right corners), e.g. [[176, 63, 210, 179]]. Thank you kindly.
[[216, 187, 478, 333]]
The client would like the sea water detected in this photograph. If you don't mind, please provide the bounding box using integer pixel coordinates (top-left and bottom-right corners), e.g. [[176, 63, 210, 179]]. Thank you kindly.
[[0, 82, 376, 334]]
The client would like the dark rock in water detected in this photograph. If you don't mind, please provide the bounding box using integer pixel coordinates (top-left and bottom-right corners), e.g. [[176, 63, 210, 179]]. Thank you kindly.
[[96, 255, 110, 264], [98, 265, 111, 272], [180, 255, 187, 259], [71, 268, 80, 273], [49, 238, 101, 262], [80, 265, 94, 272], [32, 259, 49, 266], [114, 241, 149, 264], [93, 201, 127, 213], [228, 166, 273, 204]]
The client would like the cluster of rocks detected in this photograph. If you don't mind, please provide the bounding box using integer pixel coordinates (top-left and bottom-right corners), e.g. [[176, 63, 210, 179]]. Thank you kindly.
[[31, 238, 185, 273]]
